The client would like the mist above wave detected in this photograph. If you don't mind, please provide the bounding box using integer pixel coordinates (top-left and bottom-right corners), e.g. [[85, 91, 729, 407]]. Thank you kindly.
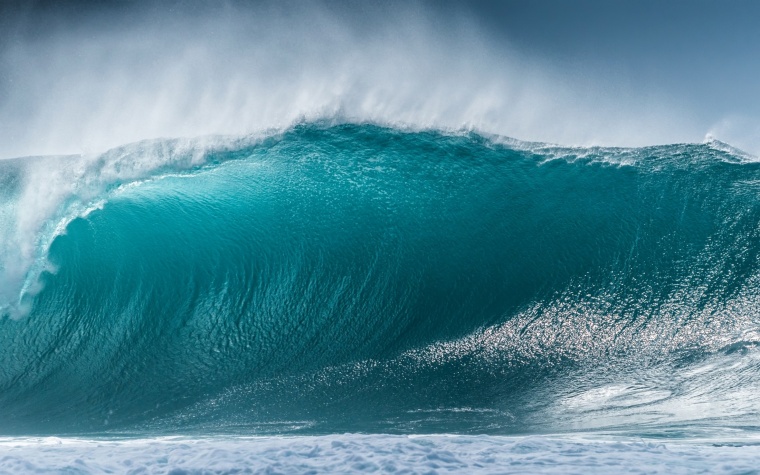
[[0, 1, 698, 160]]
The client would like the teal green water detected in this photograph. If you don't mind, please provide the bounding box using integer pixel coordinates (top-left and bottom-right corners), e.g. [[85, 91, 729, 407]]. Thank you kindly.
[[2, 124, 760, 436]]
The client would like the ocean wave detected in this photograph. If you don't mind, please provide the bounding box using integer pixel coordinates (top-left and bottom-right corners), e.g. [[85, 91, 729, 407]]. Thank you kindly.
[[1, 123, 760, 435]]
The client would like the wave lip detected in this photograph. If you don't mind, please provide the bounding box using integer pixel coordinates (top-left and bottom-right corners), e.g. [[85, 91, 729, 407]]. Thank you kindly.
[[703, 135, 758, 162], [0, 134, 269, 318]]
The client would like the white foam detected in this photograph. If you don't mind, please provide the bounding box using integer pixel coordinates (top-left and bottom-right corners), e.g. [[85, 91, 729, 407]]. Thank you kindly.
[[0, 136, 250, 317], [0, 434, 758, 474]]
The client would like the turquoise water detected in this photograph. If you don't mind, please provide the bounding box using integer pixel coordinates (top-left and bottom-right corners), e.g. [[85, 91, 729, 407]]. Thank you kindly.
[[2, 123, 760, 439]]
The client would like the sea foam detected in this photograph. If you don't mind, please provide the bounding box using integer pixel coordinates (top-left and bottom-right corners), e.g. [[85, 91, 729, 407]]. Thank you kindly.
[[1, 434, 759, 474]]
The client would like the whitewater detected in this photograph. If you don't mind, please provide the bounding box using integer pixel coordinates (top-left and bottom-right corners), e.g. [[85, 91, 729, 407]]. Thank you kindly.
[[1, 122, 760, 472]]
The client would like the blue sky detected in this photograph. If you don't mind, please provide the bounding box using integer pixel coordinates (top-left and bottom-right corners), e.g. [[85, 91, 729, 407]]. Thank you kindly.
[[464, 0, 760, 122]]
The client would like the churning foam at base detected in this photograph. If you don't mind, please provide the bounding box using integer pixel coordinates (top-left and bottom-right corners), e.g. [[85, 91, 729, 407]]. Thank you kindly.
[[2, 434, 760, 474]]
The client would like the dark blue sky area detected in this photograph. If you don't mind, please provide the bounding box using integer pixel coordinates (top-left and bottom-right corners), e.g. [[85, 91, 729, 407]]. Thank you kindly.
[[460, 0, 760, 116]]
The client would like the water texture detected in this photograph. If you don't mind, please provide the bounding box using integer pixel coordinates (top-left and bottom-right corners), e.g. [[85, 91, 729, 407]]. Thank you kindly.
[[1, 123, 760, 441]]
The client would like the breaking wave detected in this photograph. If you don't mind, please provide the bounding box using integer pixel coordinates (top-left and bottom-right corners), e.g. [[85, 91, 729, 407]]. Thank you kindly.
[[1, 123, 760, 436]]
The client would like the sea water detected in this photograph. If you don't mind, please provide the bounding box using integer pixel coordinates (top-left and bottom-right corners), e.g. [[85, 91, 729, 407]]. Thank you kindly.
[[2, 123, 760, 472]]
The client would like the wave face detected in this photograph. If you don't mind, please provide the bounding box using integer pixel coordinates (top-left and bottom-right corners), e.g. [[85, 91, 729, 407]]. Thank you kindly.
[[2, 123, 760, 436]]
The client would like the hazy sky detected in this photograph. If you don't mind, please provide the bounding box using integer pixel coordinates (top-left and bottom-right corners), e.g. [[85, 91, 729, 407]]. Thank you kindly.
[[467, 0, 760, 123], [1, 0, 759, 157]]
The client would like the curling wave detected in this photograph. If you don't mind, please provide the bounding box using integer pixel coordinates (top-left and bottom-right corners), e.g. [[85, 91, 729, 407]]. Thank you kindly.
[[1, 123, 760, 436]]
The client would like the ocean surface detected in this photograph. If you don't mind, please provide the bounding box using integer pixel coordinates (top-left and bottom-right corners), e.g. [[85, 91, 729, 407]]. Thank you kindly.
[[2, 123, 760, 472]]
